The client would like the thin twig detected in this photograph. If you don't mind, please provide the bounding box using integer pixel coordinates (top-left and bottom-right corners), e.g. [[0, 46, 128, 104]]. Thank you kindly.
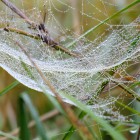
[[1, 0, 78, 57], [2, 27, 79, 57], [0, 109, 59, 140], [3, 27, 39, 39], [1, 0, 35, 26], [15, 41, 93, 140]]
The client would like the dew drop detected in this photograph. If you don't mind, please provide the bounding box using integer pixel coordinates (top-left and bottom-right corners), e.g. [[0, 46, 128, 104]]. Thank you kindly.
[[130, 129, 137, 134], [129, 125, 139, 134]]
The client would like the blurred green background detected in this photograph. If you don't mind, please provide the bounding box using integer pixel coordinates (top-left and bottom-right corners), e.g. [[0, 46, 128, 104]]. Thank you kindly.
[[0, 0, 140, 140]]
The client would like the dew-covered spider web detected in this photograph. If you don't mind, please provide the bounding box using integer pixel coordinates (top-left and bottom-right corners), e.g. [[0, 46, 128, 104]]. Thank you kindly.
[[0, 0, 140, 122]]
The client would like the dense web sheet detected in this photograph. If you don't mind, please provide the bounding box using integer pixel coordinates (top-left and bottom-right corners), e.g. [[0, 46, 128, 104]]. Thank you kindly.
[[0, 0, 140, 121]]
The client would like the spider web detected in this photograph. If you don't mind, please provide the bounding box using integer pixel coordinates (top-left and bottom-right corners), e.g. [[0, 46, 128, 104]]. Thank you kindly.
[[0, 0, 140, 122]]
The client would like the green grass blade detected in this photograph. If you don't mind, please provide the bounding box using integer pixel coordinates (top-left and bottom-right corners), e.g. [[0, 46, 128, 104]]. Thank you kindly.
[[63, 111, 86, 140], [118, 83, 140, 101], [19, 97, 31, 140], [83, 120, 99, 140], [130, 81, 140, 88], [67, 0, 140, 48], [59, 92, 126, 140], [21, 93, 49, 140], [0, 81, 19, 96], [116, 101, 140, 116]]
